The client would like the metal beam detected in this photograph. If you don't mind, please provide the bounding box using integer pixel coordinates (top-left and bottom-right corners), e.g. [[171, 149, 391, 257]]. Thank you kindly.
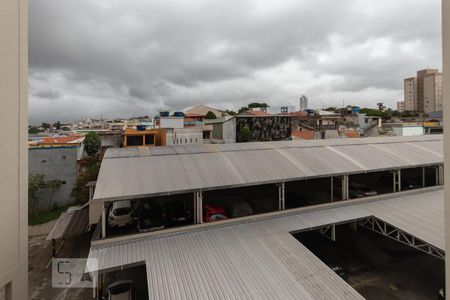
[[422, 167, 426, 188], [358, 217, 444, 260], [392, 169, 401, 192], [341, 175, 349, 200], [101, 202, 106, 238], [330, 177, 334, 202], [194, 191, 203, 224], [437, 165, 444, 186], [316, 224, 336, 241], [277, 182, 285, 210]]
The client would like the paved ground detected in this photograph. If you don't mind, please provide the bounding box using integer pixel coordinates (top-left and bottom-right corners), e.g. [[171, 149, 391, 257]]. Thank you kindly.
[[348, 254, 444, 300], [28, 232, 93, 300]]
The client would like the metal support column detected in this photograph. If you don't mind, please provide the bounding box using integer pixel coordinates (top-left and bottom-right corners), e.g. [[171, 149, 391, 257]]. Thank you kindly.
[[341, 175, 349, 200], [277, 182, 285, 210], [422, 167, 426, 188], [194, 191, 203, 224], [393, 169, 401, 192], [101, 202, 106, 238], [330, 177, 334, 202], [437, 165, 444, 186]]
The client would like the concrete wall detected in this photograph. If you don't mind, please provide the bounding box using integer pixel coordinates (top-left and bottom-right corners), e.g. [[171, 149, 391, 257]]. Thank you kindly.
[[443, 0, 450, 295], [160, 117, 184, 129], [29, 147, 78, 210], [235, 116, 291, 142], [166, 128, 204, 145], [0, 0, 28, 298], [392, 126, 424, 137]]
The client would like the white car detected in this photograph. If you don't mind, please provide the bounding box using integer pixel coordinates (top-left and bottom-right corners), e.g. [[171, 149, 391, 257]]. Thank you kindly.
[[108, 200, 134, 227]]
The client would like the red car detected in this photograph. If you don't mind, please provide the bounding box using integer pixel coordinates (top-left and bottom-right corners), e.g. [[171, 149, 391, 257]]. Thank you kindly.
[[203, 204, 229, 223]]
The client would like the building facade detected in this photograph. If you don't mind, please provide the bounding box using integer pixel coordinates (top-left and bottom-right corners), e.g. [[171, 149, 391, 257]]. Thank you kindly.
[[396, 101, 405, 112], [404, 77, 417, 111], [0, 0, 28, 298], [404, 69, 442, 113], [299, 95, 308, 111], [29, 147, 78, 210]]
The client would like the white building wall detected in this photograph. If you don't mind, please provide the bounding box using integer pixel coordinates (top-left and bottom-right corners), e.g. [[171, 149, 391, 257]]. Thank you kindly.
[[392, 126, 424, 137], [166, 128, 204, 145], [160, 117, 184, 129], [0, 0, 28, 298]]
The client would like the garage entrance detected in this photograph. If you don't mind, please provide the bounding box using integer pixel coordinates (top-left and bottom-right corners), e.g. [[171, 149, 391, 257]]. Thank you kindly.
[[285, 177, 332, 208], [292, 222, 445, 300]]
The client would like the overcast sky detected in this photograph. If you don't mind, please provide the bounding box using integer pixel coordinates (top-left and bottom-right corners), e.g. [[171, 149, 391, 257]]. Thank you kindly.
[[29, 0, 442, 124]]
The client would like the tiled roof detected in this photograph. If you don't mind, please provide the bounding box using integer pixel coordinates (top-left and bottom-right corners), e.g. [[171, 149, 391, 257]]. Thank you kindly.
[[291, 130, 315, 140]]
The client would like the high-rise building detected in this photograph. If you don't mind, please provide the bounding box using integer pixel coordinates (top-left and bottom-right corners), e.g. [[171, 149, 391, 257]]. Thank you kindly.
[[404, 77, 417, 111], [403, 69, 443, 113], [396, 101, 405, 112], [299, 95, 308, 111]]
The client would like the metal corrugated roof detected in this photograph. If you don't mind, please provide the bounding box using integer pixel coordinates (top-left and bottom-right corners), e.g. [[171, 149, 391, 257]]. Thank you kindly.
[[94, 135, 443, 201], [46, 204, 89, 240], [86, 189, 443, 300]]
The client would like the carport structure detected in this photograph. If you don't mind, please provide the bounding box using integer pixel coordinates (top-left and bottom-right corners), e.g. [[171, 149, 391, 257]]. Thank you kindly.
[[91, 135, 443, 238], [86, 188, 444, 299]]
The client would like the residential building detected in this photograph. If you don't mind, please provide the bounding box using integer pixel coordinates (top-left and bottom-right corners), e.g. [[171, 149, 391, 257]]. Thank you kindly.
[[0, 0, 28, 298], [404, 77, 417, 111], [423, 72, 443, 113], [205, 116, 236, 143], [235, 115, 291, 142], [123, 128, 166, 147], [166, 128, 204, 145], [185, 105, 223, 118], [299, 95, 308, 111], [404, 69, 443, 113], [397, 101, 405, 112], [159, 117, 184, 129]]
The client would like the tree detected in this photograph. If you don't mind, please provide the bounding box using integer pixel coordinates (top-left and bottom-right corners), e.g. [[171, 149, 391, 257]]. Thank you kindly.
[[61, 126, 71, 131], [28, 174, 63, 215], [204, 111, 217, 119], [225, 109, 237, 116], [83, 132, 101, 158], [28, 127, 40, 134], [240, 124, 251, 142], [248, 102, 268, 108], [376, 102, 386, 112], [41, 122, 51, 129], [238, 106, 248, 114], [55, 121, 61, 130]]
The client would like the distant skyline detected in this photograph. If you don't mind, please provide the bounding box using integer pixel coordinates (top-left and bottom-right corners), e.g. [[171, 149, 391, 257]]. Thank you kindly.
[[29, 0, 442, 123]]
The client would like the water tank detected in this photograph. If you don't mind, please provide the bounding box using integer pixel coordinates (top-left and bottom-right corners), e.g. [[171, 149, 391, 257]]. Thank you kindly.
[[136, 125, 146, 131], [352, 106, 361, 114], [173, 111, 185, 117], [160, 111, 169, 117]]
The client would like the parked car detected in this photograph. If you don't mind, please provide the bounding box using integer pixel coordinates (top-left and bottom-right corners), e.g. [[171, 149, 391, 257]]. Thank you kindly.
[[103, 280, 135, 300], [349, 182, 377, 198], [203, 204, 229, 223], [108, 200, 134, 228], [166, 200, 192, 225], [219, 196, 254, 218], [379, 174, 422, 191], [136, 201, 165, 232]]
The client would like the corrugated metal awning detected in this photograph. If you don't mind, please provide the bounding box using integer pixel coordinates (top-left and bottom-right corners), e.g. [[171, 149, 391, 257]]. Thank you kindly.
[[86, 189, 443, 300], [46, 203, 89, 240], [93, 135, 443, 201]]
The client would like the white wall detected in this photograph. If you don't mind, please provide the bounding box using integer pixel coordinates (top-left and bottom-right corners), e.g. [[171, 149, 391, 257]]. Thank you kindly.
[[160, 117, 184, 129], [392, 126, 424, 137], [166, 128, 204, 145], [0, 0, 28, 298]]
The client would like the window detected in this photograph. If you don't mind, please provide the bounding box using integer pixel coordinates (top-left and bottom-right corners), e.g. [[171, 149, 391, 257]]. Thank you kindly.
[[145, 134, 155, 145], [126, 135, 143, 146]]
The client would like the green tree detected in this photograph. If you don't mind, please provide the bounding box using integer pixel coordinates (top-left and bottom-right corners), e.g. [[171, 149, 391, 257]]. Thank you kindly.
[[72, 160, 100, 203], [41, 122, 51, 129], [238, 106, 248, 114], [28, 126, 40, 134], [28, 174, 63, 216], [61, 126, 71, 131], [83, 132, 101, 158], [205, 111, 217, 119], [225, 109, 237, 116], [55, 121, 61, 130], [248, 102, 268, 108], [240, 124, 251, 142]]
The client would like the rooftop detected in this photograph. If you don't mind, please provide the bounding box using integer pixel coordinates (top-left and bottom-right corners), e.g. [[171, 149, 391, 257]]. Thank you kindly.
[[93, 135, 443, 202]]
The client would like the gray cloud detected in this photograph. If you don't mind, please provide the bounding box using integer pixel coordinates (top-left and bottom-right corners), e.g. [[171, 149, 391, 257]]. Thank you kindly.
[[29, 0, 442, 124]]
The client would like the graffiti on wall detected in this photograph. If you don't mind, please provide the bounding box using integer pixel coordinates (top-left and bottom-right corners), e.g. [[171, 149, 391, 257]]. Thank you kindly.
[[236, 116, 291, 142]]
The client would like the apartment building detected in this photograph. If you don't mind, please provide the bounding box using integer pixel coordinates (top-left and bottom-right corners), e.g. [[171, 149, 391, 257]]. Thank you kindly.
[[0, 0, 28, 299], [404, 69, 442, 113], [397, 101, 405, 112]]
